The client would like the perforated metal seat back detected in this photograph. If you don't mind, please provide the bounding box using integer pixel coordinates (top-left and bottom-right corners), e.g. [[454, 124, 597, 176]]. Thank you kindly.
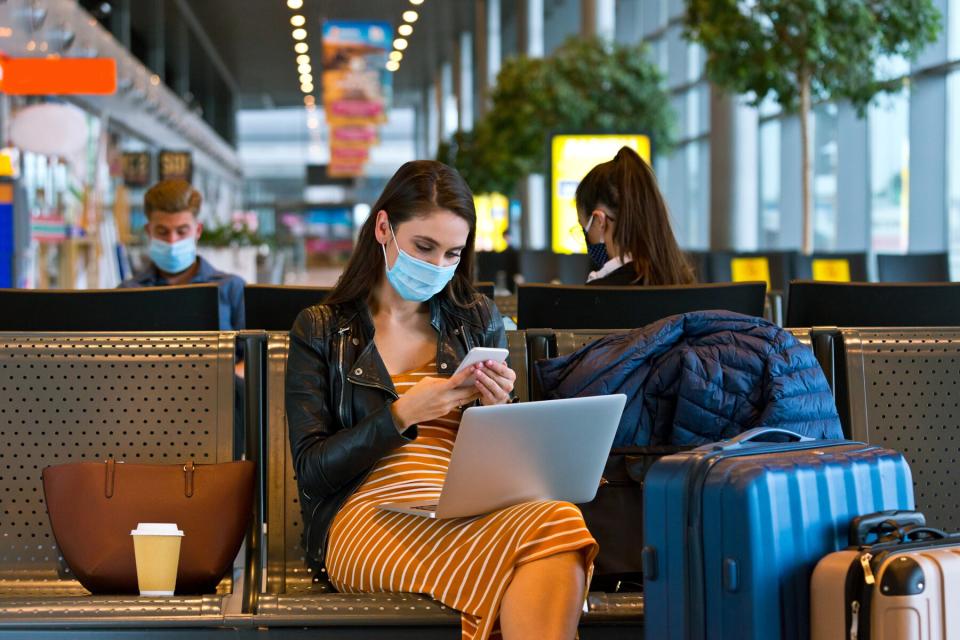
[[842, 328, 960, 531], [506, 331, 528, 402], [264, 333, 317, 594], [0, 333, 236, 596]]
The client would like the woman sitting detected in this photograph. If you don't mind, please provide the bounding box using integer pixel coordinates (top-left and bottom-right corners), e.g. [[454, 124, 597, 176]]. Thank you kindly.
[[577, 146, 695, 286], [286, 160, 597, 639]]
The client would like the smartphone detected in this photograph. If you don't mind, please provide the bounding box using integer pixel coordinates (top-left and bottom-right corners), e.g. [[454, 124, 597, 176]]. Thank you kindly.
[[453, 347, 510, 375]]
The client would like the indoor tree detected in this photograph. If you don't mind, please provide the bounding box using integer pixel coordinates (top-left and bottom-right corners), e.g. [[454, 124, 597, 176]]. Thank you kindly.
[[685, 0, 940, 254], [439, 37, 675, 196]]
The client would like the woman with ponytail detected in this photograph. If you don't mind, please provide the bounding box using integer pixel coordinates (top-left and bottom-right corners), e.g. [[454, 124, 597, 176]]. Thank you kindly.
[[575, 146, 695, 286]]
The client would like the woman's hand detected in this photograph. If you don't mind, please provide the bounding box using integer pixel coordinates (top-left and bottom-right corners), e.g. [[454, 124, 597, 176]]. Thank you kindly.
[[473, 360, 516, 406], [390, 367, 480, 431]]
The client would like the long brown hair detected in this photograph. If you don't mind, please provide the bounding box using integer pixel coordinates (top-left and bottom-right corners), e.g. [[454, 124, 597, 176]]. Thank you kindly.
[[325, 160, 482, 320], [575, 146, 695, 285]]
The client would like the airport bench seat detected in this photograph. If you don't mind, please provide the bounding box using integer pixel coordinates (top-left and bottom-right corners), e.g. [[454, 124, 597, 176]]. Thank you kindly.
[[839, 327, 960, 532], [254, 332, 644, 637], [0, 595, 226, 628], [0, 332, 243, 629]]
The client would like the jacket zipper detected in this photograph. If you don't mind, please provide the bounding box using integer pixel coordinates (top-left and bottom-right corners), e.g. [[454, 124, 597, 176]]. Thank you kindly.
[[337, 327, 350, 428]]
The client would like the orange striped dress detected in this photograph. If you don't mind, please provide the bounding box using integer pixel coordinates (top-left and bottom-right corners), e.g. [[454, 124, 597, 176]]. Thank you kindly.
[[326, 362, 598, 640]]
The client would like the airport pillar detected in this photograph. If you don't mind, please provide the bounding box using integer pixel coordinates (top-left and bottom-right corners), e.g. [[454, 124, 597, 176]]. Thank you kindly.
[[475, 0, 501, 118], [517, 0, 547, 249], [454, 32, 475, 132], [908, 0, 949, 254], [581, 0, 615, 41], [710, 86, 760, 251]]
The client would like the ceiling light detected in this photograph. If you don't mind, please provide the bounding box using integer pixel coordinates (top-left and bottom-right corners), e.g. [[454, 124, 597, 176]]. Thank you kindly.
[[290, 15, 305, 27], [294, 42, 308, 53], [402, 10, 419, 22], [386, 60, 400, 72], [299, 73, 313, 83], [398, 24, 413, 36], [304, 95, 315, 106], [298, 63, 312, 74], [300, 83, 314, 93], [296, 54, 310, 64], [410, 0, 424, 5], [287, 0, 303, 8], [292, 28, 307, 40], [393, 38, 408, 50], [389, 50, 403, 62]]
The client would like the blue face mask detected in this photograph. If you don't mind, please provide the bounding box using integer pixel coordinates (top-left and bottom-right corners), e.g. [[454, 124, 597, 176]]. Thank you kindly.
[[382, 225, 459, 302], [582, 215, 608, 270], [149, 236, 197, 275]]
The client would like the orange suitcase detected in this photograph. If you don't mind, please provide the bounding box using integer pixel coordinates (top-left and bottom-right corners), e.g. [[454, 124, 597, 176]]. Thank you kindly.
[[811, 513, 960, 640]]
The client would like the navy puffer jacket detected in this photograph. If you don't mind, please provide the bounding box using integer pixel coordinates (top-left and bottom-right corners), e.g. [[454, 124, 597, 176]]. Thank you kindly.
[[534, 311, 843, 447]]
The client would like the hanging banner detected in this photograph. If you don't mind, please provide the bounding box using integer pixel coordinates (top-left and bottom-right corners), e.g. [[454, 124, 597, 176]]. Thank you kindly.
[[549, 134, 652, 254], [321, 20, 392, 177]]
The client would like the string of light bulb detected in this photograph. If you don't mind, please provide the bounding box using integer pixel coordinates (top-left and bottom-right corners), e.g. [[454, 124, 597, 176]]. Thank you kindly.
[[285, 0, 321, 154], [387, 0, 424, 73], [286, 0, 315, 100]]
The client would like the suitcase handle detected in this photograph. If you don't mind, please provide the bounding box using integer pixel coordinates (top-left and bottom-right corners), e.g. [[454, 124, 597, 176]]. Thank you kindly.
[[900, 526, 949, 542], [850, 511, 927, 546], [714, 427, 814, 450]]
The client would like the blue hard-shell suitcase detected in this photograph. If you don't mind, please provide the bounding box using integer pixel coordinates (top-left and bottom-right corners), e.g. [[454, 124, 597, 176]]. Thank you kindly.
[[642, 428, 914, 640]]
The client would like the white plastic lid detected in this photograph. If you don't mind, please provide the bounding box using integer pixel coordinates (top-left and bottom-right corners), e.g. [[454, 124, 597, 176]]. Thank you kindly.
[[130, 522, 184, 537]]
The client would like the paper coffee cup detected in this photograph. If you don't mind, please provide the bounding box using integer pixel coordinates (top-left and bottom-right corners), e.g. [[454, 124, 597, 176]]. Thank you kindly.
[[130, 522, 184, 596]]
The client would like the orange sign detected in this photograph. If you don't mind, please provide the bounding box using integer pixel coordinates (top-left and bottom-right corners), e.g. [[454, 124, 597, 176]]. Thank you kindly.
[[0, 57, 117, 95]]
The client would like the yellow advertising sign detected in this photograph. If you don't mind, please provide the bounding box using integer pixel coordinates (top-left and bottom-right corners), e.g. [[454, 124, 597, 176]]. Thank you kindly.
[[474, 193, 509, 252], [730, 257, 772, 291], [811, 259, 851, 282], [550, 134, 652, 254]]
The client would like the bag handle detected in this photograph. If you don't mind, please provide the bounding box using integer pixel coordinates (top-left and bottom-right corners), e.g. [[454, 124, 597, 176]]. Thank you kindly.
[[849, 511, 927, 546], [104, 458, 115, 499], [900, 526, 949, 542], [184, 460, 195, 498], [714, 427, 814, 451], [103, 459, 196, 498]]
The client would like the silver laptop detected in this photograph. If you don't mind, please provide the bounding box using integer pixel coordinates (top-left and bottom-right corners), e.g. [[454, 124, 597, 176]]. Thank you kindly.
[[377, 395, 627, 519]]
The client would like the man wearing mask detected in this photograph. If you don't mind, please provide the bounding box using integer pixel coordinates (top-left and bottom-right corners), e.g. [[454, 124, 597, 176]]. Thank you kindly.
[[119, 178, 245, 331]]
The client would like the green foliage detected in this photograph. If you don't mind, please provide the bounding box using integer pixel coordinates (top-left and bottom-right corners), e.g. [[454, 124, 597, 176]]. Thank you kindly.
[[685, 0, 942, 115], [442, 37, 676, 195]]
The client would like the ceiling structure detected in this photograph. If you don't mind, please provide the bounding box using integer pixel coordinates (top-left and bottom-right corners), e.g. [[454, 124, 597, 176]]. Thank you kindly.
[[190, 0, 476, 110]]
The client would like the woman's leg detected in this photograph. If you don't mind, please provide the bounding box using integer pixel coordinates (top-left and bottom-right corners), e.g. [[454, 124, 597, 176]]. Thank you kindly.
[[499, 550, 586, 640]]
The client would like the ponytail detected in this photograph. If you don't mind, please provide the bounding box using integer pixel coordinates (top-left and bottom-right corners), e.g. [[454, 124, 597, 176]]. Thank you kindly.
[[576, 146, 694, 286]]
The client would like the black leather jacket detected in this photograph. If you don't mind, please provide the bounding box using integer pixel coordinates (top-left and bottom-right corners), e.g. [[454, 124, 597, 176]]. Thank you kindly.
[[285, 294, 507, 571]]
